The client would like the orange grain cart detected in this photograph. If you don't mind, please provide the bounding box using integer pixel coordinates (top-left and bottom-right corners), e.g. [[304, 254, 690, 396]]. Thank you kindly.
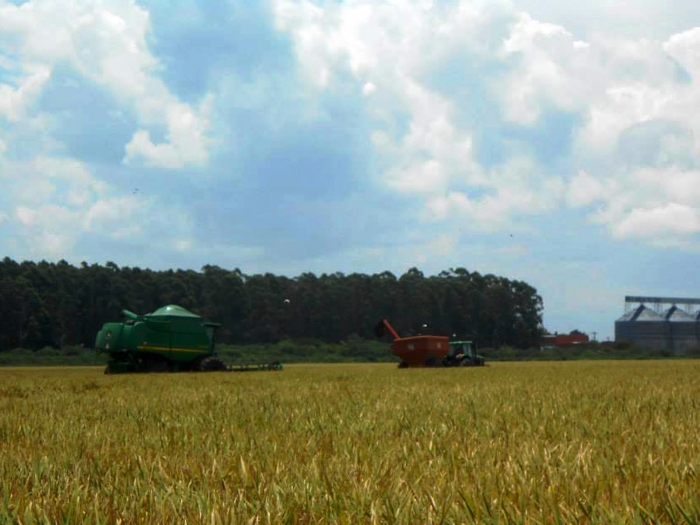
[[391, 335, 450, 367]]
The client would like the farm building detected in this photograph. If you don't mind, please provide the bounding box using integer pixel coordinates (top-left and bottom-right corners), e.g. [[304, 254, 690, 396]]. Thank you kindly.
[[615, 296, 700, 354], [541, 333, 590, 348]]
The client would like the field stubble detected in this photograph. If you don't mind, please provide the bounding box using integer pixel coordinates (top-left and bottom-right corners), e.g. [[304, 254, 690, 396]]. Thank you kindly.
[[1, 361, 699, 524]]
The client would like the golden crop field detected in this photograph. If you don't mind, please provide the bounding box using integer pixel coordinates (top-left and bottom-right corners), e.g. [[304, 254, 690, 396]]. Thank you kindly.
[[1, 360, 699, 525]]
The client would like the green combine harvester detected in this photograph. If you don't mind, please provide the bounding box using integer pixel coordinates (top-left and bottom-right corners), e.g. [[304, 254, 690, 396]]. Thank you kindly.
[[94, 305, 282, 374]]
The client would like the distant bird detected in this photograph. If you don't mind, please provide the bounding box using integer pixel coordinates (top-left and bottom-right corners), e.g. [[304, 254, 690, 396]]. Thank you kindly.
[[283, 299, 291, 304]]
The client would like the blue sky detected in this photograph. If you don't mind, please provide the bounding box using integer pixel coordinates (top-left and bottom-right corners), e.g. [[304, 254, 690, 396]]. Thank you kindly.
[[1, 0, 700, 341]]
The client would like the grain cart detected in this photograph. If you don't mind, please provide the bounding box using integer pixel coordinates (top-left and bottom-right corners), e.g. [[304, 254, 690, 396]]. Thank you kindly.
[[374, 319, 485, 368], [95, 305, 283, 374]]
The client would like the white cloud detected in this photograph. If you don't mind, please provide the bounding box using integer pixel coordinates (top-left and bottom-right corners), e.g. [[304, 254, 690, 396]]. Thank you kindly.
[[0, 154, 194, 259], [1, 156, 104, 205], [271, 2, 568, 233], [0, 66, 51, 122], [566, 170, 604, 207], [663, 27, 700, 75], [375, 80, 480, 197], [385, 158, 446, 194], [83, 196, 142, 234], [498, 13, 582, 125], [12, 203, 80, 258], [172, 239, 193, 253], [634, 166, 700, 204], [273, 0, 700, 247], [0, 0, 698, 283], [362, 82, 376, 96], [15, 206, 37, 227], [662, 29, 700, 156], [0, 0, 213, 169], [405, 232, 458, 265], [575, 162, 700, 240], [649, 238, 700, 251], [423, 158, 564, 231], [508, 0, 700, 41], [612, 203, 700, 239], [124, 97, 213, 168], [2, 156, 111, 253], [497, 244, 529, 256]]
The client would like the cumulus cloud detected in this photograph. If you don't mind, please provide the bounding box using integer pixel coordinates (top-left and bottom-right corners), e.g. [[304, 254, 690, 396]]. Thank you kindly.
[[566, 170, 604, 208], [0, 0, 215, 263], [612, 203, 700, 238], [1, 0, 700, 284], [272, 2, 560, 225], [273, 0, 490, 220], [0, 66, 51, 122], [498, 13, 585, 125], [0, 0, 213, 168], [274, 0, 700, 247], [124, 96, 213, 168], [0, 155, 193, 259], [664, 27, 700, 76]]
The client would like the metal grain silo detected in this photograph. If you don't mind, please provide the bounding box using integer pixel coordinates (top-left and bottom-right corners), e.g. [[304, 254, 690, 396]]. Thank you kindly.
[[615, 296, 700, 354]]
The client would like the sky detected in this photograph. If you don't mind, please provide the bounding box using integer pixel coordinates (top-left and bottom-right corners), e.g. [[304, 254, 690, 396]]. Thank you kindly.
[[1, 0, 699, 341]]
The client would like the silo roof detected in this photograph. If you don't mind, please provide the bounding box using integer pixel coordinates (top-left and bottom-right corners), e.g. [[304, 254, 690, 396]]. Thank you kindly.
[[635, 307, 664, 321], [617, 309, 636, 322], [617, 304, 663, 322], [664, 305, 695, 322]]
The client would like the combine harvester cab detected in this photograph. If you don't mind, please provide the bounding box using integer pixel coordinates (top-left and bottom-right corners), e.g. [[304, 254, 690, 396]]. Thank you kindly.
[[375, 319, 485, 368], [95, 305, 282, 374]]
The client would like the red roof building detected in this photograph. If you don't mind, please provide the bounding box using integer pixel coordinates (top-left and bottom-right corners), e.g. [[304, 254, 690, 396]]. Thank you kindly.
[[541, 334, 589, 348]]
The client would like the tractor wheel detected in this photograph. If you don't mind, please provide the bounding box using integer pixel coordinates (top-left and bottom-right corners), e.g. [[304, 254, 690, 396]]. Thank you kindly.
[[198, 356, 227, 372]]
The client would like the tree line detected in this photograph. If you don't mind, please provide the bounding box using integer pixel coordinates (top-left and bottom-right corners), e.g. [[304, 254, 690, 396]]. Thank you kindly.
[[0, 258, 543, 352]]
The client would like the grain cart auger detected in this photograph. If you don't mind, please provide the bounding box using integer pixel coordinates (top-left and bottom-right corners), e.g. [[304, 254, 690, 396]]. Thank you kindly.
[[374, 319, 485, 368], [94, 305, 283, 374]]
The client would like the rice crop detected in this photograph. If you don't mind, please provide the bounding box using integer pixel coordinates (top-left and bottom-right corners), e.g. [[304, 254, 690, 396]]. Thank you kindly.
[[1, 360, 699, 524]]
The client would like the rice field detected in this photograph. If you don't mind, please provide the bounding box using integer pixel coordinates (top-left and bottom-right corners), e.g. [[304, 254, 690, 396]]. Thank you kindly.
[[1, 360, 699, 524]]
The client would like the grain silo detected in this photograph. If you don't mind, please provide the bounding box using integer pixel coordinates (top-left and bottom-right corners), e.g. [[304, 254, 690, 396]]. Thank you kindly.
[[615, 296, 700, 354]]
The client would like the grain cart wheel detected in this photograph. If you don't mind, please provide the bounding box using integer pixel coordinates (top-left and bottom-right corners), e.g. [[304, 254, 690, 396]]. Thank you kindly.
[[198, 356, 227, 372], [425, 357, 442, 367]]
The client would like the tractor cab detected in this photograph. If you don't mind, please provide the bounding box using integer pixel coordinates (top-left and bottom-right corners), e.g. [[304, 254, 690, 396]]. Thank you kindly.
[[449, 340, 474, 357], [445, 339, 485, 367]]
